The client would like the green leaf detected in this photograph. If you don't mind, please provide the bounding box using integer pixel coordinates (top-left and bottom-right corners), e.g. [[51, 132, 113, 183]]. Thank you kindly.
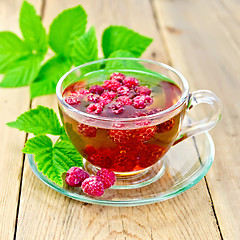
[[106, 50, 175, 86], [23, 135, 83, 186], [49, 5, 87, 57], [72, 26, 98, 66], [0, 55, 41, 87], [105, 50, 145, 70], [108, 50, 136, 58], [0, 31, 31, 73], [7, 105, 64, 135], [20, 1, 47, 54], [23, 135, 53, 154], [30, 55, 71, 98], [60, 131, 70, 141], [102, 26, 153, 58]]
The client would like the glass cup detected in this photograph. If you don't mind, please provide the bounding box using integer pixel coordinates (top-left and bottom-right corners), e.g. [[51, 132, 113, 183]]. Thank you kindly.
[[56, 58, 222, 189]]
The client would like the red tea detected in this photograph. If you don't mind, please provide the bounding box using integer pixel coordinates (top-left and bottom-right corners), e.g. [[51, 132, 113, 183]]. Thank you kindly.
[[60, 72, 185, 172]]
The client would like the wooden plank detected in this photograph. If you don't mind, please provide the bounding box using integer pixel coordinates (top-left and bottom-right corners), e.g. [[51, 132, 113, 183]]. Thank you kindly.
[[16, 0, 221, 239], [0, 0, 42, 239], [153, 0, 240, 239]]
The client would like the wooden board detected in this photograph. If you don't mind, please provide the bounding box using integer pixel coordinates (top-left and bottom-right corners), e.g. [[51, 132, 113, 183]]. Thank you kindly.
[[0, 0, 42, 239], [14, 0, 222, 239], [153, 0, 240, 238]]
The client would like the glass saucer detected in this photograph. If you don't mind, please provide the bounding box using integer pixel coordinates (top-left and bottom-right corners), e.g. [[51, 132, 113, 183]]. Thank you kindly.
[[28, 132, 214, 207]]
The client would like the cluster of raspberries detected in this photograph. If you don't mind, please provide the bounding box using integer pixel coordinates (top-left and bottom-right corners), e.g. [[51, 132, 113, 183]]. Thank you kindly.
[[65, 72, 153, 114], [65, 167, 116, 197]]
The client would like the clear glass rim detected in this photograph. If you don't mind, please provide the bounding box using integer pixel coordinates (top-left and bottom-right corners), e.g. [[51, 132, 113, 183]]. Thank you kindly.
[[56, 58, 189, 122], [28, 132, 215, 207]]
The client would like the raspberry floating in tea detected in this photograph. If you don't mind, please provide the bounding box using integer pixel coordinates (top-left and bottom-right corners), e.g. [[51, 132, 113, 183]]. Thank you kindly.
[[63, 72, 154, 116]]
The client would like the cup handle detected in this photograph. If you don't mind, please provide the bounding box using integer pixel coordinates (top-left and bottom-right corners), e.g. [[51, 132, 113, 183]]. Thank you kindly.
[[173, 90, 222, 145]]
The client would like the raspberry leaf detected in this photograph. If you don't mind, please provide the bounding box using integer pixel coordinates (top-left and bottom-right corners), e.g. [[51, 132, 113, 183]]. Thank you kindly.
[[59, 131, 71, 141], [49, 6, 87, 58], [105, 50, 145, 70], [106, 50, 175, 85], [71, 26, 98, 67], [23, 135, 53, 154], [23, 135, 83, 186], [0, 32, 31, 73], [108, 50, 136, 58], [20, 1, 47, 55], [30, 55, 72, 98], [102, 26, 153, 58], [0, 55, 41, 87], [7, 105, 64, 136]]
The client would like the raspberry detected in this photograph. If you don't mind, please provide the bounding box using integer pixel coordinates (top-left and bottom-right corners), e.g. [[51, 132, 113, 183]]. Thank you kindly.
[[87, 94, 100, 103], [81, 176, 104, 197], [142, 95, 153, 104], [65, 167, 89, 187], [137, 144, 165, 168], [110, 72, 126, 83], [89, 153, 112, 169], [109, 129, 132, 143], [89, 85, 104, 95], [116, 96, 132, 106], [96, 168, 116, 189], [70, 90, 89, 100], [65, 96, 81, 105], [117, 86, 130, 96], [133, 95, 153, 109], [65, 89, 91, 105], [109, 126, 155, 143], [89, 152, 112, 169], [66, 90, 88, 105], [74, 89, 89, 96], [122, 77, 139, 88], [156, 118, 175, 133], [101, 91, 116, 100], [84, 145, 98, 156], [110, 103, 124, 114], [103, 79, 122, 92], [113, 151, 137, 172], [98, 96, 112, 106], [133, 96, 146, 109], [85, 146, 113, 169], [135, 86, 151, 95], [77, 123, 97, 137], [134, 126, 156, 142], [86, 103, 103, 114]]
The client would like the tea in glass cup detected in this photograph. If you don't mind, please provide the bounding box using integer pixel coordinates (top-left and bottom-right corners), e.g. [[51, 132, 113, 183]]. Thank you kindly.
[[57, 58, 222, 188]]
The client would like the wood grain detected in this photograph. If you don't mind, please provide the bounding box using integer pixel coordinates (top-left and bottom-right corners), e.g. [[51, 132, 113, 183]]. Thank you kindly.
[[153, 0, 240, 239], [0, 0, 42, 239], [13, 1, 223, 239]]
